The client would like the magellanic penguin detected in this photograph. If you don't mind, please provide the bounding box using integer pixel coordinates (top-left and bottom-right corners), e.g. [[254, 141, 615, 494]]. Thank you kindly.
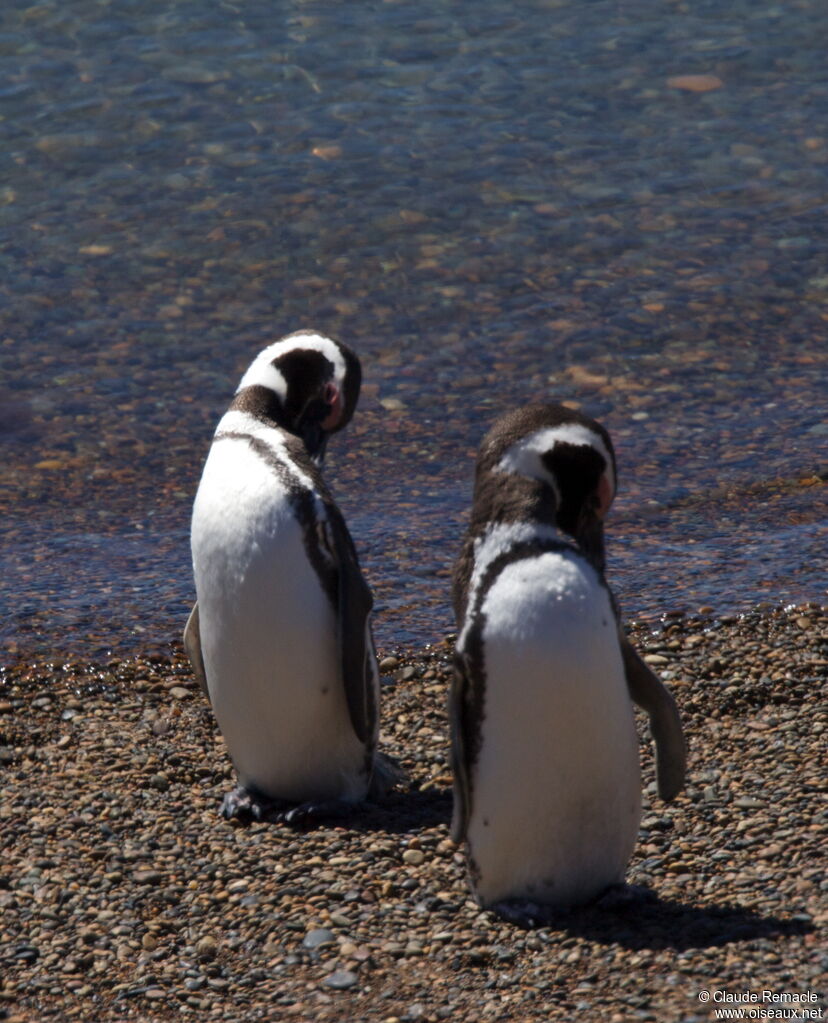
[[185, 330, 400, 823], [450, 403, 686, 921]]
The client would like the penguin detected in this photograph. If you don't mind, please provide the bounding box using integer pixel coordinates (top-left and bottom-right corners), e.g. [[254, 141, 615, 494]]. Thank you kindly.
[[184, 330, 399, 822], [450, 403, 686, 921]]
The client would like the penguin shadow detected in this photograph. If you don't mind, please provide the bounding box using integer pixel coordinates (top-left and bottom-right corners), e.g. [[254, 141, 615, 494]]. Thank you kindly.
[[241, 784, 452, 835], [347, 783, 453, 835], [537, 888, 814, 952]]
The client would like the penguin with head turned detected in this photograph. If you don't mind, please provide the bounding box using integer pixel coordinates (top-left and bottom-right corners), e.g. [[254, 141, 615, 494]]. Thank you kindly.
[[450, 403, 686, 923], [184, 330, 401, 823]]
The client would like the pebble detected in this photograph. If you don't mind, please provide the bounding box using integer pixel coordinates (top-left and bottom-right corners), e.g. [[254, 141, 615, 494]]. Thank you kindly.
[[311, 144, 343, 161], [195, 936, 218, 960], [323, 970, 359, 990], [161, 65, 229, 85], [133, 870, 163, 885], [666, 73, 724, 93], [380, 397, 406, 412], [303, 929, 336, 950]]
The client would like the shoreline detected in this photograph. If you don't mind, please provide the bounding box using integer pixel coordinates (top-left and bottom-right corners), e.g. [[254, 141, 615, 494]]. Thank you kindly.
[[1, 605, 825, 1022], [3, 598, 824, 675]]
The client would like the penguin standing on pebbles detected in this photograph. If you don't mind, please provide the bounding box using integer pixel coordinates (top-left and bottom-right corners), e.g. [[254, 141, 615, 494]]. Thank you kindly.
[[185, 331, 399, 823], [450, 404, 685, 922]]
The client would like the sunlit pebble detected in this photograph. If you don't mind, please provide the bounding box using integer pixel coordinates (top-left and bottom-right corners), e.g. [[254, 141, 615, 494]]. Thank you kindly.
[[666, 74, 724, 93], [311, 145, 342, 160]]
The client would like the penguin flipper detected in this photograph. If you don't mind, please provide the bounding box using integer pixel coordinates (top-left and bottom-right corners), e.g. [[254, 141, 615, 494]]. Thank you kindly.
[[183, 601, 210, 699], [449, 650, 472, 844], [322, 510, 376, 746], [619, 633, 687, 801]]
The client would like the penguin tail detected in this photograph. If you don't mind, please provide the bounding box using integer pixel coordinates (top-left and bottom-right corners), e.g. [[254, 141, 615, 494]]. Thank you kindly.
[[368, 752, 409, 800]]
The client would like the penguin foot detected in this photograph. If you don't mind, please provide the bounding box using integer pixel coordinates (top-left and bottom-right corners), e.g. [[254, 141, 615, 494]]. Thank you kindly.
[[279, 799, 354, 826], [489, 899, 553, 929], [220, 787, 355, 826], [221, 786, 293, 823], [593, 882, 656, 911]]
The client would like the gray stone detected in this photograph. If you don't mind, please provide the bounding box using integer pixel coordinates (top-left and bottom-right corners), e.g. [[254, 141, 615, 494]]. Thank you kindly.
[[323, 970, 358, 990], [303, 929, 336, 950]]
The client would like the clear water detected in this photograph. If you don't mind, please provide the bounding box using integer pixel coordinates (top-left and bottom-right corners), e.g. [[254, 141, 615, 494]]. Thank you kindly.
[[1, 0, 826, 662]]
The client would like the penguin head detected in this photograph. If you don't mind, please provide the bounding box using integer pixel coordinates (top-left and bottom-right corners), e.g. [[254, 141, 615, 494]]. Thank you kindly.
[[476, 403, 616, 566], [231, 331, 361, 460]]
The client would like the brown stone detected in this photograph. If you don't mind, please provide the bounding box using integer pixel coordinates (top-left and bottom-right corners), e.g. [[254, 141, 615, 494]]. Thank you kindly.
[[666, 74, 724, 92]]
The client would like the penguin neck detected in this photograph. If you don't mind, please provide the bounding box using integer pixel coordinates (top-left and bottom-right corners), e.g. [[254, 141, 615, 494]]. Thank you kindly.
[[453, 477, 561, 630], [471, 472, 557, 532], [230, 384, 293, 432]]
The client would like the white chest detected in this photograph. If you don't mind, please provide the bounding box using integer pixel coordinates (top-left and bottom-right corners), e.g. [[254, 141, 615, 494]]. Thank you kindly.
[[466, 549, 641, 908], [190, 429, 367, 804]]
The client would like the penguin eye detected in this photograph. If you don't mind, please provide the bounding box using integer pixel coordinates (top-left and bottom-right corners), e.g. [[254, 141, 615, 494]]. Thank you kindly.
[[324, 381, 338, 406]]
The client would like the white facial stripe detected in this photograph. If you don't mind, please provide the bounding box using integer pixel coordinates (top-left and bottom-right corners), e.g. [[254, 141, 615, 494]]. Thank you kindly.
[[236, 333, 347, 396], [237, 358, 288, 399], [497, 424, 616, 499]]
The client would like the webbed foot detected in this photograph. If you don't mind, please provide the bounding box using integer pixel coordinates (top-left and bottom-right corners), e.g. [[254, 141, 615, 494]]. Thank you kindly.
[[221, 785, 292, 823], [279, 798, 353, 826], [592, 882, 656, 911], [220, 787, 355, 827], [488, 899, 553, 929]]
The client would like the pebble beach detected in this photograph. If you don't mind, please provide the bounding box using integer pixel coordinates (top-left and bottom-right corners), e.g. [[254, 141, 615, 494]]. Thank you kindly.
[[2, 606, 825, 1022]]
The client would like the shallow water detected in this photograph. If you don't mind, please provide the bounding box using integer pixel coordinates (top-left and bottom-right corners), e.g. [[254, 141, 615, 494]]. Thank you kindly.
[[1, 0, 826, 662]]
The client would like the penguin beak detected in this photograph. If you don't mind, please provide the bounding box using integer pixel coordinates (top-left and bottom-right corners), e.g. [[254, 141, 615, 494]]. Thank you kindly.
[[313, 432, 329, 464], [300, 420, 328, 463], [297, 384, 336, 461], [576, 502, 606, 575]]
